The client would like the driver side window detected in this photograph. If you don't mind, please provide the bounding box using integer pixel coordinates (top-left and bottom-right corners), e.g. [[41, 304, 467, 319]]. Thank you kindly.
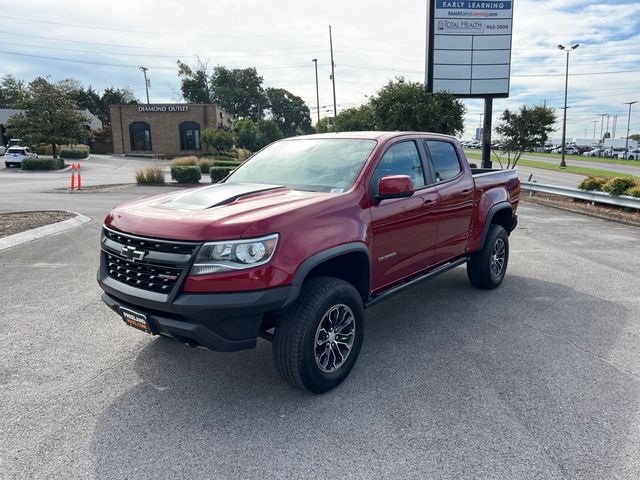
[[374, 141, 425, 189]]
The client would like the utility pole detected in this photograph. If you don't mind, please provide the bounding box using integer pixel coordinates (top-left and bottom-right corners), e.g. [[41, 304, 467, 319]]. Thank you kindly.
[[139, 66, 150, 104], [599, 113, 606, 142], [329, 25, 337, 131], [558, 43, 579, 168], [612, 114, 618, 138], [312, 58, 320, 126], [605, 114, 610, 137], [624, 101, 638, 159], [591, 120, 597, 141]]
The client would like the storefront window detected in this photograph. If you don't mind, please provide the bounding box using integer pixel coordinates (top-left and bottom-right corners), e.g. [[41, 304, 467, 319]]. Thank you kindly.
[[179, 121, 201, 150], [129, 122, 152, 151]]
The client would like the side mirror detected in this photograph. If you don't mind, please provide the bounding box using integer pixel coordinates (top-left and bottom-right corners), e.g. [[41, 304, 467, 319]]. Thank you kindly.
[[377, 175, 414, 201]]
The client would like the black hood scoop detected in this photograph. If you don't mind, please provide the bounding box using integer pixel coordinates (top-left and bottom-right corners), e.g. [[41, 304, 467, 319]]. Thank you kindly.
[[160, 183, 285, 211]]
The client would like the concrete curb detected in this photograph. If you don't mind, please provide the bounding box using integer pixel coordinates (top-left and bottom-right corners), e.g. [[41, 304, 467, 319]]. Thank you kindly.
[[0, 211, 92, 251]]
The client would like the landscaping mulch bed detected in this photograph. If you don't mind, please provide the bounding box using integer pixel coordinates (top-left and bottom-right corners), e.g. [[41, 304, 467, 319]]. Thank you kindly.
[[522, 191, 640, 227], [0, 211, 76, 238]]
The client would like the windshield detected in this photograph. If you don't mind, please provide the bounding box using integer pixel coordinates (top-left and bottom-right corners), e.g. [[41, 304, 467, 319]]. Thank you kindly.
[[226, 138, 376, 192], [7, 148, 25, 154]]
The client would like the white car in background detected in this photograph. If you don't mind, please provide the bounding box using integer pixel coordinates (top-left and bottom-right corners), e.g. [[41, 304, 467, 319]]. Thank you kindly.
[[617, 149, 640, 160], [4, 146, 38, 168], [583, 148, 603, 157]]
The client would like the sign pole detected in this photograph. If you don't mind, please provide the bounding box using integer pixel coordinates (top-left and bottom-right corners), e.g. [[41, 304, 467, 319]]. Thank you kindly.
[[482, 97, 493, 169]]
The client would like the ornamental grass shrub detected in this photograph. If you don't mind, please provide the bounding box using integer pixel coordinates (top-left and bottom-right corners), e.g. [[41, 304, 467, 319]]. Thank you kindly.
[[170, 156, 198, 167], [577, 176, 607, 191], [135, 165, 165, 184], [602, 177, 637, 196]]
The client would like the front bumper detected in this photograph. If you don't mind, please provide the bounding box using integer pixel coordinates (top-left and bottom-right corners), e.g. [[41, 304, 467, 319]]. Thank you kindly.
[[100, 285, 292, 352]]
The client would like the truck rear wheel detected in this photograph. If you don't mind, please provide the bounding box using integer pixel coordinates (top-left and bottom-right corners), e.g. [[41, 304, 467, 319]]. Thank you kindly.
[[273, 276, 364, 394], [467, 224, 509, 290]]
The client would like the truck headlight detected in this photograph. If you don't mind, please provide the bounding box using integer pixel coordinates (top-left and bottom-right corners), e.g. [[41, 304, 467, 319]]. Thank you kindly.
[[190, 234, 279, 275]]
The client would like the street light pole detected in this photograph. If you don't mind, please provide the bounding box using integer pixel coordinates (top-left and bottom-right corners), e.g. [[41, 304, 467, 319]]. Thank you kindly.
[[138, 66, 150, 104], [591, 120, 598, 142], [558, 43, 579, 168], [329, 25, 337, 131], [624, 101, 638, 159], [312, 58, 320, 126], [599, 113, 606, 142]]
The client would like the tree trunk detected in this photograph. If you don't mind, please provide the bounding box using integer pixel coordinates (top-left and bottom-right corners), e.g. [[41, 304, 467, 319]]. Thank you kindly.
[[51, 143, 57, 159]]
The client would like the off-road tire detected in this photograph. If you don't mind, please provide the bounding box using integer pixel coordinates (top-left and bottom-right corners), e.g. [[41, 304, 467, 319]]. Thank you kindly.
[[273, 276, 364, 394], [467, 224, 509, 290]]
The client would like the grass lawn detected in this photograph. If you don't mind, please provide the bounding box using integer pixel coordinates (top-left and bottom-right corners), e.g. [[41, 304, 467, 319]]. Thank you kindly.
[[465, 152, 638, 179], [522, 151, 640, 167]]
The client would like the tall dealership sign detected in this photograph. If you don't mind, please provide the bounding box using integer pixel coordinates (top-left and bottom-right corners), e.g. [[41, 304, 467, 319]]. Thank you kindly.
[[425, 0, 515, 166]]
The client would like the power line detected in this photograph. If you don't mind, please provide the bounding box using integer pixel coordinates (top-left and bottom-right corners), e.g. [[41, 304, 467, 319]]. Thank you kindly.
[[0, 14, 325, 38], [0, 29, 326, 54]]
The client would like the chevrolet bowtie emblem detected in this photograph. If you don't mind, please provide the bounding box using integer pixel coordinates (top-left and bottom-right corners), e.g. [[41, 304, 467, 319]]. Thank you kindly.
[[121, 245, 147, 262]]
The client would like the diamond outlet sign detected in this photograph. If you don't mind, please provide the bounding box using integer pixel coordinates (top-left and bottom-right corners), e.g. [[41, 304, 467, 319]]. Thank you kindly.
[[426, 0, 514, 98]]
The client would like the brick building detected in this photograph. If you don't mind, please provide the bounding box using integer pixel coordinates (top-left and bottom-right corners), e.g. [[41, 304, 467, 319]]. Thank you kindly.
[[110, 104, 234, 156]]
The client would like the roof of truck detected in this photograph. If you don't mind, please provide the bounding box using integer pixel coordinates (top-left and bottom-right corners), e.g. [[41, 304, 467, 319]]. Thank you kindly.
[[284, 131, 457, 141]]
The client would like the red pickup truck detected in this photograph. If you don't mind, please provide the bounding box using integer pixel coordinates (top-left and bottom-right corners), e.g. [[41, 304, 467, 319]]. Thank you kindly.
[[98, 132, 519, 393]]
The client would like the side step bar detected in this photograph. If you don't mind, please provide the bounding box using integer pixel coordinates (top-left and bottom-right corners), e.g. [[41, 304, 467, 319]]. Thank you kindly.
[[365, 257, 469, 308]]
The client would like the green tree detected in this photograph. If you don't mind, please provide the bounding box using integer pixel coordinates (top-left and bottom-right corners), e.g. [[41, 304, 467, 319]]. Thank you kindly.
[[495, 105, 556, 168], [265, 87, 313, 137], [369, 78, 465, 134], [0, 74, 26, 107], [6, 77, 88, 158], [629, 133, 640, 142], [177, 59, 212, 104], [256, 119, 283, 149], [315, 117, 332, 133], [99, 87, 137, 126], [202, 128, 234, 152], [335, 104, 376, 132], [68, 85, 102, 116], [233, 118, 258, 150], [211, 66, 268, 121]]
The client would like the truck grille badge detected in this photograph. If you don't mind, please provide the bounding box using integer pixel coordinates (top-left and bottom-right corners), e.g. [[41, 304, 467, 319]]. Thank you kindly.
[[121, 245, 147, 262]]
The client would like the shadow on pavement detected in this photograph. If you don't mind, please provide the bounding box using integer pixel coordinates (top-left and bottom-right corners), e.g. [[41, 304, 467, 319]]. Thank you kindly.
[[92, 270, 639, 479]]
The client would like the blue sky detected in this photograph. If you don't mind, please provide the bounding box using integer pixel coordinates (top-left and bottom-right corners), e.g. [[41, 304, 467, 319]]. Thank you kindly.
[[1, 0, 638, 140]]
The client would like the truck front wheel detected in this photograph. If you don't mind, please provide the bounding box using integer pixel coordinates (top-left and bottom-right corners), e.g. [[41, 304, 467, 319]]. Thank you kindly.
[[273, 276, 364, 394], [467, 224, 509, 289]]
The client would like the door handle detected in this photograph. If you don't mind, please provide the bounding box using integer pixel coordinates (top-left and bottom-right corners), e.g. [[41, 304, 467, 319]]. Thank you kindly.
[[422, 199, 434, 209], [461, 189, 472, 194]]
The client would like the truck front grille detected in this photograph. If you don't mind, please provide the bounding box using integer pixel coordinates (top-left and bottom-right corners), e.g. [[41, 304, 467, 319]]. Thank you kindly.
[[106, 253, 183, 293], [101, 227, 201, 295], [103, 228, 198, 256]]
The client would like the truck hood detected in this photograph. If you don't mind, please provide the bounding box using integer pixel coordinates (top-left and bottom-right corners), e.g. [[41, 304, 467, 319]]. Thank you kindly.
[[104, 182, 334, 241]]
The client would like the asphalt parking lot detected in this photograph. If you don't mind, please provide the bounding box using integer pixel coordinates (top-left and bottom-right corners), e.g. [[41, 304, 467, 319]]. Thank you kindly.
[[1, 174, 640, 478]]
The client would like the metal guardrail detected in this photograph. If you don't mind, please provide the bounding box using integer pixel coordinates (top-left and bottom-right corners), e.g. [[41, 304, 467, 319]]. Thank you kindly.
[[521, 181, 640, 210]]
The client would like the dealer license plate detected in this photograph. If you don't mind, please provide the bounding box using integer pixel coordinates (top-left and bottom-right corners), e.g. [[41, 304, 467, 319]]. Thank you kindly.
[[120, 307, 150, 333]]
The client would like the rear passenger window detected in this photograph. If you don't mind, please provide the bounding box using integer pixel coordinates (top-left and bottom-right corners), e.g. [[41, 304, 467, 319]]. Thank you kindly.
[[374, 141, 425, 189], [426, 141, 461, 182]]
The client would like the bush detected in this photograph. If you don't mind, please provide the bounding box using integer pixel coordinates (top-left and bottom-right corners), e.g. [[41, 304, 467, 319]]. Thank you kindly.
[[198, 158, 213, 174], [135, 165, 165, 184], [227, 148, 240, 159], [215, 151, 237, 159], [170, 156, 198, 167], [602, 177, 637, 196], [33, 144, 53, 155], [60, 149, 88, 159], [578, 176, 607, 191], [210, 166, 235, 183], [171, 165, 201, 184], [213, 159, 242, 167], [627, 185, 640, 198], [21, 158, 65, 170]]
